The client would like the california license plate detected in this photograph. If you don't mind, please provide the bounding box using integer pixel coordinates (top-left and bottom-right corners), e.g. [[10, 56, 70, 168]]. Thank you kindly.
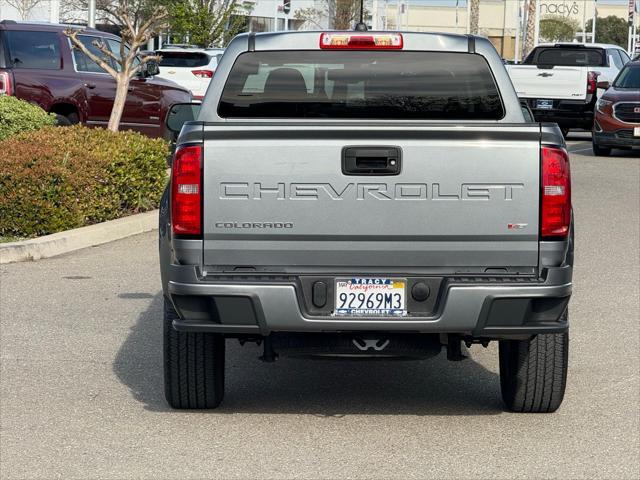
[[334, 278, 406, 316], [634, 127, 640, 137], [536, 99, 554, 110]]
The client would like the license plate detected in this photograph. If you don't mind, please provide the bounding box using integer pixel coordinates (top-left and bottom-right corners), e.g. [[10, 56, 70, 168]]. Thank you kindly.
[[536, 99, 554, 110], [334, 278, 406, 316], [634, 127, 640, 137]]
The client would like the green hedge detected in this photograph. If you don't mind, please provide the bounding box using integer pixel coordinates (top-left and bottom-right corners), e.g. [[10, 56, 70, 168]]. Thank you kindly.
[[0, 125, 169, 238], [0, 95, 57, 141]]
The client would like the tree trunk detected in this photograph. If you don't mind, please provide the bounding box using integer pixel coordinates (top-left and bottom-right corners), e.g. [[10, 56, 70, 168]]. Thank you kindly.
[[524, 0, 537, 57], [108, 74, 130, 132], [469, 0, 480, 34]]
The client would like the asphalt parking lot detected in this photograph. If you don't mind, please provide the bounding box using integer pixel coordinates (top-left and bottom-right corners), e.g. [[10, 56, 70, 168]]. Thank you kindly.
[[1, 134, 638, 479]]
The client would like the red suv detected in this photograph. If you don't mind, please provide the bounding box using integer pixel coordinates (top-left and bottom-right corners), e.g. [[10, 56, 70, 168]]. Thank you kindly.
[[593, 60, 640, 156], [0, 21, 191, 138]]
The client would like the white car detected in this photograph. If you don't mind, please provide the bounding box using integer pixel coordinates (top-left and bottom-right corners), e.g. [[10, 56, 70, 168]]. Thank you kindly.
[[155, 48, 224, 100]]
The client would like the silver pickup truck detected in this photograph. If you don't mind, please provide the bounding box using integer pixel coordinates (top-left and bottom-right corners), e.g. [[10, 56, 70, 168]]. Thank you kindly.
[[160, 31, 574, 412]]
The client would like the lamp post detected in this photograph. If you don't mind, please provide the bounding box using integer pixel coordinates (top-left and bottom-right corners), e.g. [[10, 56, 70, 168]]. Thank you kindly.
[[592, 0, 597, 43], [88, 0, 96, 28]]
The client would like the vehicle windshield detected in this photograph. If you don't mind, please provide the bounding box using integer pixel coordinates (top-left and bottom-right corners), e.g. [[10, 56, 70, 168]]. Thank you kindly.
[[218, 51, 505, 120], [157, 51, 210, 68], [613, 64, 640, 88], [525, 47, 605, 67]]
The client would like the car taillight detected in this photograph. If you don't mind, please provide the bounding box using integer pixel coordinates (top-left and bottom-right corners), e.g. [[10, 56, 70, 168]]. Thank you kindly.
[[192, 70, 213, 78], [586, 71, 598, 94], [171, 144, 202, 237], [0, 71, 13, 96], [320, 32, 403, 49], [541, 146, 571, 239]]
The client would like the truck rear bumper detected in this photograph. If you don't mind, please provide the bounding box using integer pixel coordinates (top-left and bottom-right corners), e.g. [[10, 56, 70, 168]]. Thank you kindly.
[[166, 265, 571, 338], [523, 98, 595, 129]]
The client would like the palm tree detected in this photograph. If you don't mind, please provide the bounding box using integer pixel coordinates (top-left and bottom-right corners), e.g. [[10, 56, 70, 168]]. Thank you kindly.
[[469, 0, 479, 34], [524, 0, 537, 56]]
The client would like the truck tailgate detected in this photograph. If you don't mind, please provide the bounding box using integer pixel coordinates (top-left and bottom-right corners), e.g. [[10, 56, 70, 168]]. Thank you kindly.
[[202, 124, 541, 270], [507, 65, 587, 100]]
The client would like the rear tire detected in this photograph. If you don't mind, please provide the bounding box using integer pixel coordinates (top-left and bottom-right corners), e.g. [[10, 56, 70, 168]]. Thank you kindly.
[[163, 298, 225, 409], [55, 112, 79, 126], [592, 141, 611, 157], [499, 315, 568, 413]]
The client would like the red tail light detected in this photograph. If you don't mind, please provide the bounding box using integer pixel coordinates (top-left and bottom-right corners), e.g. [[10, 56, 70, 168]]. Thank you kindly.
[[586, 71, 598, 94], [320, 32, 403, 50], [541, 146, 571, 239], [192, 69, 213, 78], [0, 71, 13, 96], [171, 145, 202, 236]]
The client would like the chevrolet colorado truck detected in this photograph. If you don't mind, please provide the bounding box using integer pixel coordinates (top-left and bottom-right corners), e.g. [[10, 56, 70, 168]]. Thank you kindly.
[[160, 31, 574, 412]]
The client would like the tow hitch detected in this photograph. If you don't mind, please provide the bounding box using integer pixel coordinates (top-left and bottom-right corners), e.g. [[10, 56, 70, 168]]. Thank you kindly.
[[253, 333, 442, 360]]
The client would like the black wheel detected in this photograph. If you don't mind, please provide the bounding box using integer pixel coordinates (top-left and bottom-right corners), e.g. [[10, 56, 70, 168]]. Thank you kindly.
[[592, 141, 611, 157], [499, 316, 568, 413], [55, 112, 79, 126], [163, 298, 225, 409]]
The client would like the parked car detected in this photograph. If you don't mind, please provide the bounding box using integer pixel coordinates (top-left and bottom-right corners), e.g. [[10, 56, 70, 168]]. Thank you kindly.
[[155, 48, 223, 100], [0, 21, 191, 138], [161, 31, 573, 413], [506, 43, 631, 135], [592, 60, 640, 156]]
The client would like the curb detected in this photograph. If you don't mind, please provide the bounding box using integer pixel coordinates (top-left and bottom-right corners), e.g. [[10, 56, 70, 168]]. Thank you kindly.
[[0, 210, 158, 264]]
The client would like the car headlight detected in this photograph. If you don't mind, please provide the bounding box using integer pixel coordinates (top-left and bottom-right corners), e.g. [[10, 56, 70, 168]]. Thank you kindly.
[[597, 99, 613, 113]]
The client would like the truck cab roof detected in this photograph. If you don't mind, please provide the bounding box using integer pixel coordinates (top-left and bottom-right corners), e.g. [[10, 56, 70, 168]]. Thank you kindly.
[[239, 30, 483, 53]]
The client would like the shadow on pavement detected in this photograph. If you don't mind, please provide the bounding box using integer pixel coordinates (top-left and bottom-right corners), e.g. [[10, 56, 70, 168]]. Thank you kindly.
[[113, 293, 504, 416]]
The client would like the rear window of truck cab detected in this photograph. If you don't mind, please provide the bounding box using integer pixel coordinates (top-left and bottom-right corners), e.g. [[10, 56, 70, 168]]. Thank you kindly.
[[524, 47, 605, 67], [218, 51, 505, 120]]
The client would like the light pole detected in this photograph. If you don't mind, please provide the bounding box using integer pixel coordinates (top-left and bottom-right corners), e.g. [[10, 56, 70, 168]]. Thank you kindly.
[[88, 0, 96, 28], [591, 0, 597, 43]]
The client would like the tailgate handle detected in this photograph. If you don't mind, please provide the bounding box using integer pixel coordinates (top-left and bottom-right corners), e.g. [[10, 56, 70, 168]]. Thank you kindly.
[[342, 146, 401, 176]]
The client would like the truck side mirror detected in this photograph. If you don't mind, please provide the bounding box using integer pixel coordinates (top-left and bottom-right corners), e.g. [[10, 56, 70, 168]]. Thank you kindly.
[[596, 80, 611, 90], [145, 59, 160, 77], [166, 103, 202, 134]]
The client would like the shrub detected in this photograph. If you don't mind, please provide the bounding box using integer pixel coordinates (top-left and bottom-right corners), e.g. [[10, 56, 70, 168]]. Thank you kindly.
[[0, 95, 57, 141], [0, 125, 168, 238]]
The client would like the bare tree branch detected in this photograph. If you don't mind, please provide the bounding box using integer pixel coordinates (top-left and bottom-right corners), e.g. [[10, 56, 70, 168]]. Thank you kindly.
[[64, 29, 119, 78], [93, 40, 121, 64], [5, 0, 43, 21]]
